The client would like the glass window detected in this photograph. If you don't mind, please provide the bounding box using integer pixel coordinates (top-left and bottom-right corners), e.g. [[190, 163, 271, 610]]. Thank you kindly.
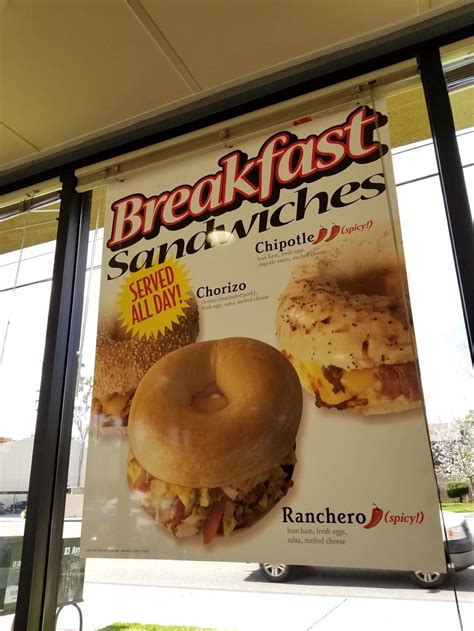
[[48, 68, 474, 631], [0, 197, 59, 623]]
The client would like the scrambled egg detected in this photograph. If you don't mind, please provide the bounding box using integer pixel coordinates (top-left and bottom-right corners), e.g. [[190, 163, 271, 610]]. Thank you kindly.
[[127, 451, 144, 487], [127, 450, 294, 540]]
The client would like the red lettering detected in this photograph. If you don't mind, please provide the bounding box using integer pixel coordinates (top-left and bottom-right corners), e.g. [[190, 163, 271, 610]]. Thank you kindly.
[[257, 133, 289, 201], [129, 281, 139, 302], [345, 107, 379, 159], [219, 153, 259, 204], [107, 106, 386, 249], [189, 174, 222, 217], [276, 141, 310, 184], [161, 187, 191, 227], [142, 194, 169, 234], [108, 195, 144, 248], [314, 128, 346, 170]]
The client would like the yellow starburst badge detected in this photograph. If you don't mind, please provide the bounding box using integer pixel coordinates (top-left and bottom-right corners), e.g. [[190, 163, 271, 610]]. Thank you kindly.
[[117, 259, 193, 339]]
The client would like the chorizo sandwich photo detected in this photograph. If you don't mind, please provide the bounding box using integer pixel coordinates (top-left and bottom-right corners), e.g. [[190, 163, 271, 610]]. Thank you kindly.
[[91, 297, 199, 434]]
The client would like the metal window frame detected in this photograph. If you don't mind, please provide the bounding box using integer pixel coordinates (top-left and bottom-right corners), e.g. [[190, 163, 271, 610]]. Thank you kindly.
[[12, 176, 91, 631], [2, 6, 473, 631], [418, 46, 474, 363]]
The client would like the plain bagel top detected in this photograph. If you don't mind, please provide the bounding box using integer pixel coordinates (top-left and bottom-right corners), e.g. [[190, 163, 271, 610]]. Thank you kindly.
[[128, 337, 303, 488]]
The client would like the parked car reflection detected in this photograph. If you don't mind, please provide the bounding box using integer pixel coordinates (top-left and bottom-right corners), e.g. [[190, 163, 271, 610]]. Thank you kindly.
[[260, 511, 473, 588], [8, 502, 27, 514]]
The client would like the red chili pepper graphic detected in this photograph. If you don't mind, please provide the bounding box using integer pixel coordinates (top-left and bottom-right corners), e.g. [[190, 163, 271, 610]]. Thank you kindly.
[[313, 227, 328, 244], [325, 224, 341, 242], [364, 504, 384, 529]]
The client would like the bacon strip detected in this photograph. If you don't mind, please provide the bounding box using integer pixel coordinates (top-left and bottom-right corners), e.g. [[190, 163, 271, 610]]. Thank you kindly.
[[374, 363, 420, 401]]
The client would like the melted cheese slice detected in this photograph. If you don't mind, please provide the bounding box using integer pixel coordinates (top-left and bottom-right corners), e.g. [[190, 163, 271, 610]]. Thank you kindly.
[[291, 358, 380, 409]]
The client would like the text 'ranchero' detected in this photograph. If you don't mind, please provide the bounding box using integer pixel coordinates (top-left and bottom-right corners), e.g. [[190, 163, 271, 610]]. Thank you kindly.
[[282, 506, 367, 525]]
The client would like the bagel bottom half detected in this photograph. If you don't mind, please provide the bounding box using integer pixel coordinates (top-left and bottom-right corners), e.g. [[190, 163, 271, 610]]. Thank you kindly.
[[127, 337, 302, 544]]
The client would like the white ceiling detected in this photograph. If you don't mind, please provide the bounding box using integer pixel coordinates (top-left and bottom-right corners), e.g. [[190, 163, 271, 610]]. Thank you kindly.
[[0, 0, 467, 174]]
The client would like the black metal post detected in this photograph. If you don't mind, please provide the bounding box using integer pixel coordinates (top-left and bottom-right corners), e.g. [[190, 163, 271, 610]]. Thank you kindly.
[[418, 46, 474, 364], [42, 187, 91, 630], [13, 174, 91, 631]]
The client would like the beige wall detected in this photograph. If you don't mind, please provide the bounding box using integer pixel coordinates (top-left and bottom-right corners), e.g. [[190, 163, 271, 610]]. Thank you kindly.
[[0, 436, 86, 507]]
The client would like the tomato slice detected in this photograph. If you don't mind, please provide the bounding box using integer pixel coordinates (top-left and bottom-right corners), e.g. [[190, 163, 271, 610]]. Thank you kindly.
[[202, 501, 226, 545], [130, 472, 150, 493], [136, 478, 151, 493]]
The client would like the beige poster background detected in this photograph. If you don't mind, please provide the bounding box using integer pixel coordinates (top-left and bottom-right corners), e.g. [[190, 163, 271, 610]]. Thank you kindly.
[[82, 102, 446, 572]]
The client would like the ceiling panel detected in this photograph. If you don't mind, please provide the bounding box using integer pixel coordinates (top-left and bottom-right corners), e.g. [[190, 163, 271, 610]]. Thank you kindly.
[[0, 124, 38, 165], [430, 0, 460, 7], [0, 0, 467, 175], [142, 0, 422, 89], [0, 0, 193, 150]]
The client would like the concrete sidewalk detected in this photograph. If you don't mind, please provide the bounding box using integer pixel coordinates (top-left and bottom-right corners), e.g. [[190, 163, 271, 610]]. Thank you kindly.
[[31, 582, 474, 631]]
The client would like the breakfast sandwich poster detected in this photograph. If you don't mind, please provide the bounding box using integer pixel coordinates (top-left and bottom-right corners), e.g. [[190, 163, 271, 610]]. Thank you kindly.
[[81, 102, 446, 572]]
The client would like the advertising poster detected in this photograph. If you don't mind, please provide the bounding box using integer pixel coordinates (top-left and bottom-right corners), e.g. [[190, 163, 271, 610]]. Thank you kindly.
[[82, 102, 446, 572]]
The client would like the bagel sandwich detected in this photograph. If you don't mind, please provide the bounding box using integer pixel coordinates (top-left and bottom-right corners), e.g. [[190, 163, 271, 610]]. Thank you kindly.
[[91, 296, 199, 435], [126, 337, 303, 544], [277, 253, 421, 415]]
